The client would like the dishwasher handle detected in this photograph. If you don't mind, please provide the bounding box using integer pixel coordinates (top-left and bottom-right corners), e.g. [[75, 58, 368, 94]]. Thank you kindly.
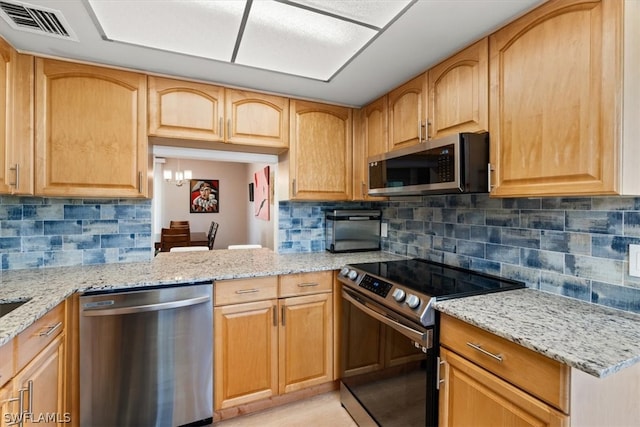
[[82, 295, 210, 317]]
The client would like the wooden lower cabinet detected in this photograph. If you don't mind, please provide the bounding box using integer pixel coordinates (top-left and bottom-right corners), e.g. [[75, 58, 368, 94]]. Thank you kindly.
[[12, 336, 66, 427], [214, 273, 334, 413], [0, 302, 67, 427], [438, 313, 640, 427], [439, 347, 568, 427], [214, 299, 278, 409], [278, 293, 332, 394]]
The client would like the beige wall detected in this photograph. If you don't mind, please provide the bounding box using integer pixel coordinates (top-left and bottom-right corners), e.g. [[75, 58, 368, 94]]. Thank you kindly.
[[247, 162, 275, 249], [158, 158, 249, 249]]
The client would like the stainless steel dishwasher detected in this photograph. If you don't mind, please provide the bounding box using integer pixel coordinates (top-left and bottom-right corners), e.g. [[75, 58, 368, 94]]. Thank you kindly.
[[79, 281, 213, 427]]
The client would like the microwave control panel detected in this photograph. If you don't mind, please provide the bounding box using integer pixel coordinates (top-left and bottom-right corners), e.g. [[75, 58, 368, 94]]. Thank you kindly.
[[437, 147, 455, 183]]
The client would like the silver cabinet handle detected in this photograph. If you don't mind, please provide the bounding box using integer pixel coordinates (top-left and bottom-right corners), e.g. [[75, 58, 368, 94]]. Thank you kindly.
[[82, 295, 210, 316], [138, 171, 143, 193], [219, 117, 223, 138], [38, 321, 63, 337], [27, 380, 33, 421], [418, 120, 422, 143], [297, 282, 319, 288], [436, 356, 445, 390], [9, 163, 19, 188], [292, 179, 297, 196], [272, 305, 278, 327], [466, 342, 503, 362], [281, 305, 286, 326], [235, 288, 259, 294], [227, 118, 231, 139], [487, 163, 494, 192]]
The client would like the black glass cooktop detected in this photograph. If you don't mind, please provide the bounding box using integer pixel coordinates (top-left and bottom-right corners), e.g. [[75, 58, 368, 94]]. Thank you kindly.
[[351, 258, 525, 299]]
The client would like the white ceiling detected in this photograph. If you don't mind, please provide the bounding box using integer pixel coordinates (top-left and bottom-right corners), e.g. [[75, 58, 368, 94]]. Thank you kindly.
[[0, 0, 544, 107]]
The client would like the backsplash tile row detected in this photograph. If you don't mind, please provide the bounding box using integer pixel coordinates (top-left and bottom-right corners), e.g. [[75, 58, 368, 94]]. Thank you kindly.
[[279, 195, 640, 314], [0, 196, 153, 271]]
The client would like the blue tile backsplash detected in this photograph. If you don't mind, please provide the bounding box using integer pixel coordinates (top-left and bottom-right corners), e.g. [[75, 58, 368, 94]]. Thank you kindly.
[[3, 193, 640, 313], [278, 194, 640, 314], [0, 196, 153, 270]]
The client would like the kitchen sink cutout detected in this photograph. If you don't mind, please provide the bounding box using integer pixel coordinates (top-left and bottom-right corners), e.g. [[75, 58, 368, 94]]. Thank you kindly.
[[0, 299, 30, 318]]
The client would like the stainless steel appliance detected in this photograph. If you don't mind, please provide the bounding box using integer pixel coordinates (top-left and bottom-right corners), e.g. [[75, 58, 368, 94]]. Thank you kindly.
[[79, 282, 213, 427], [368, 132, 489, 196], [337, 259, 524, 426], [326, 209, 381, 253]]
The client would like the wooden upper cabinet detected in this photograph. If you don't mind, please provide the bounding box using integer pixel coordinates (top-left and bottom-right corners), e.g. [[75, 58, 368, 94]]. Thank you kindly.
[[428, 38, 488, 140], [352, 96, 388, 200], [35, 59, 149, 198], [364, 95, 389, 157], [0, 38, 33, 195], [489, 0, 639, 197], [148, 76, 224, 141], [286, 100, 352, 200], [148, 77, 288, 150], [388, 73, 426, 150], [225, 88, 289, 149]]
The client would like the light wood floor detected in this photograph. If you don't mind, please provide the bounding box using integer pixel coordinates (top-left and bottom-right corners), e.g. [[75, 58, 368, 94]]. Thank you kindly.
[[215, 391, 357, 427]]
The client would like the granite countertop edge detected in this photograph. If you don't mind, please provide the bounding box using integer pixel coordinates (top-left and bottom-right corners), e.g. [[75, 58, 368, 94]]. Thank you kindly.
[[2, 249, 640, 380], [433, 288, 640, 378], [0, 249, 406, 347]]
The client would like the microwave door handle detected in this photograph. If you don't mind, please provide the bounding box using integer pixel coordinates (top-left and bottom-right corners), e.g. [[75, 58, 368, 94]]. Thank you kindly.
[[342, 289, 429, 344]]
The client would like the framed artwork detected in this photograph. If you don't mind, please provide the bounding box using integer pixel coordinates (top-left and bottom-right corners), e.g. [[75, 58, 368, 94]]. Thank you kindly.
[[254, 166, 269, 220], [190, 179, 219, 213]]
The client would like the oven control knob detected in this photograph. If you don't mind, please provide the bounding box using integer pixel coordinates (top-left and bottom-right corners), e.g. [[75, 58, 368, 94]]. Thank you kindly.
[[392, 288, 406, 302], [347, 270, 358, 280], [339, 267, 350, 276], [406, 294, 421, 309]]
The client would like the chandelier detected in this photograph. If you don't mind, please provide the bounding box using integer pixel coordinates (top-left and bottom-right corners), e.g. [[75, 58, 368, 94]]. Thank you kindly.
[[163, 160, 192, 187]]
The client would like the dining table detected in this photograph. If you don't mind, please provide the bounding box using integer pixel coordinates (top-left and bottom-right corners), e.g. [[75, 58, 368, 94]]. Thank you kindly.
[[154, 231, 208, 250]]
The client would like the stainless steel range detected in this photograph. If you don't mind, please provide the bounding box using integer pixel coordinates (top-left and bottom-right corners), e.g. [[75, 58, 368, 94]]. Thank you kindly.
[[337, 258, 524, 427]]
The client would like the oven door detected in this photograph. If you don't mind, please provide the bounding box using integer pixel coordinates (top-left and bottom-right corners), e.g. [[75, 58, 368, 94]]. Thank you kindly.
[[340, 287, 438, 427]]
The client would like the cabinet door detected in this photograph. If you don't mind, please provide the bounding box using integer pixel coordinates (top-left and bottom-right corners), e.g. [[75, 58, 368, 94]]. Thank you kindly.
[[13, 335, 66, 427], [388, 73, 426, 150], [288, 100, 352, 200], [35, 59, 148, 198], [489, 0, 620, 197], [428, 38, 488, 139], [353, 96, 388, 201], [278, 293, 333, 394], [0, 382, 13, 427], [0, 39, 33, 195], [148, 76, 224, 141], [225, 89, 289, 149], [439, 348, 568, 427], [214, 300, 278, 410]]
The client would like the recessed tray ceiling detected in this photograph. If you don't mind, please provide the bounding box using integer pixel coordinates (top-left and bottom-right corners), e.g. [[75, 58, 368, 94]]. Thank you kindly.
[[87, 0, 413, 81]]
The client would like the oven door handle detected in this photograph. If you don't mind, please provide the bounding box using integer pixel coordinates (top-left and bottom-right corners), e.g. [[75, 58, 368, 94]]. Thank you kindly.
[[342, 289, 431, 346]]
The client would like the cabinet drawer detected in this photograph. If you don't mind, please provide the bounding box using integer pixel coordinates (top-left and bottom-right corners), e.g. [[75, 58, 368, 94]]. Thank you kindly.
[[0, 339, 14, 388], [279, 271, 332, 297], [214, 276, 278, 306], [16, 302, 65, 372], [440, 314, 569, 413]]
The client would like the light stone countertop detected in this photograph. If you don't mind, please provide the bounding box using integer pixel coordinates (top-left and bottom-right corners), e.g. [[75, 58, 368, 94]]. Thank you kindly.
[[0, 249, 406, 347], [2, 249, 640, 380], [433, 288, 640, 378]]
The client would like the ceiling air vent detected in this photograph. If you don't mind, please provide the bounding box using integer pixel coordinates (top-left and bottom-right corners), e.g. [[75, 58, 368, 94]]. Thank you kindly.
[[0, 0, 77, 40]]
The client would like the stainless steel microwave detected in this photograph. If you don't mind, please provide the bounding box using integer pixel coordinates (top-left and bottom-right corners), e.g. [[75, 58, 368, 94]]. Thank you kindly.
[[368, 132, 489, 196]]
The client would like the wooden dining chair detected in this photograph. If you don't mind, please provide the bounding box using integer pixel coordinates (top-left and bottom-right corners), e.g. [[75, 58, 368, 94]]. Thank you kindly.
[[207, 221, 219, 250], [169, 220, 190, 230], [160, 227, 190, 252]]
